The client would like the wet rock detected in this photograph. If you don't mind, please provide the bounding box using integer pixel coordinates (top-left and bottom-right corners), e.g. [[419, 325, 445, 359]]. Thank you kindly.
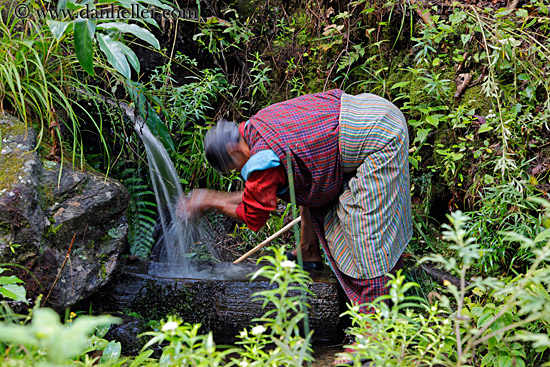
[[97, 260, 349, 345], [0, 113, 129, 308], [104, 314, 144, 355]]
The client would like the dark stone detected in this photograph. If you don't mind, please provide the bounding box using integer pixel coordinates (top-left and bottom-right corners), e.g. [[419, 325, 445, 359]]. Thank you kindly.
[[104, 314, 144, 355], [0, 113, 129, 308], [97, 260, 348, 346]]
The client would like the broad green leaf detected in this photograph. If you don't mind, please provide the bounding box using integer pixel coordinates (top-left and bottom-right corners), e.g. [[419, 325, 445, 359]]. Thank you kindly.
[[516, 9, 528, 17], [425, 115, 440, 127], [119, 42, 140, 74], [483, 174, 494, 185], [139, 0, 172, 10], [535, 227, 550, 243], [74, 18, 96, 75], [409, 156, 418, 169], [461, 33, 471, 46], [478, 124, 493, 133], [498, 355, 511, 367], [0, 284, 26, 302], [0, 275, 24, 285], [100, 341, 122, 364], [97, 34, 131, 79], [439, 24, 454, 34], [97, 23, 160, 49], [47, 20, 71, 40], [415, 128, 430, 143]]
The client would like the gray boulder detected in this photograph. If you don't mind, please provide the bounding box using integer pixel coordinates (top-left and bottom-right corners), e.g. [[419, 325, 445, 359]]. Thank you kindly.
[[0, 113, 129, 308]]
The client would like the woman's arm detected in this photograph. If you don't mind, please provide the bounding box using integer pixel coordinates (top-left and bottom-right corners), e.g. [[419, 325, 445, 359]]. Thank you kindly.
[[178, 189, 244, 221]]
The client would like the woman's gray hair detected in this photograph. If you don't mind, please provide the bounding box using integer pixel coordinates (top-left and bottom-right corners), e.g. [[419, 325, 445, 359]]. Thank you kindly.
[[204, 119, 241, 174]]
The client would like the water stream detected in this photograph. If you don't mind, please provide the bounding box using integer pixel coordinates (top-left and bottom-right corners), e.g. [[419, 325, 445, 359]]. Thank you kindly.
[[135, 121, 251, 280]]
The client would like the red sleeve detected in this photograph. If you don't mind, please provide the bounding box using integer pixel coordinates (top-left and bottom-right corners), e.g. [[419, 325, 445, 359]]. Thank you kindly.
[[235, 166, 286, 232]]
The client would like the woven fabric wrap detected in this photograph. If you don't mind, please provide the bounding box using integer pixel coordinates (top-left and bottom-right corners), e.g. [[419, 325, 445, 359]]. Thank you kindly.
[[324, 92, 412, 279], [245, 89, 343, 206]]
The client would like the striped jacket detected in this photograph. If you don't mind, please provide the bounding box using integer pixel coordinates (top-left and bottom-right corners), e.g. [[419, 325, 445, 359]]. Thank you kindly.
[[242, 90, 411, 279]]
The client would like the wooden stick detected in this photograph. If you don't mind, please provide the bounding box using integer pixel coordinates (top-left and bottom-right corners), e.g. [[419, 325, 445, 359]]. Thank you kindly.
[[233, 216, 302, 264], [44, 233, 76, 305]]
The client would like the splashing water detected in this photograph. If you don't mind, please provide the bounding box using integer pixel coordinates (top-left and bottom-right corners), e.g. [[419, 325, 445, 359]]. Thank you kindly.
[[134, 121, 258, 280], [135, 121, 214, 277]]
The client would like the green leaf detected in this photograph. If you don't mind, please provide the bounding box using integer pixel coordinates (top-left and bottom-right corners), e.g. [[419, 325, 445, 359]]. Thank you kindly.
[[129, 350, 153, 367], [100, 341, 122, 364], [47, 20, 71, 40], [0, 276, 24, 285], [425, 115, 440, 127], [461, 34, 471, 46], [74, 18, 96, 75], [0, 284, 26, 302], [415, 128, 431, 144], [478, 124, 493, 133], [97, 34, 131, 79], [483, 174, 494, 185], [409, 156, 418, 169], [516, 9, 528, 18], [97, 23, 160, 49], [391, 81, 410, 90], [498, 355, 511, 367], [535, 227, 550, 243], [139, 0, 171, 10], [118, 42, 140, 74], [439, 24, 454, 34]]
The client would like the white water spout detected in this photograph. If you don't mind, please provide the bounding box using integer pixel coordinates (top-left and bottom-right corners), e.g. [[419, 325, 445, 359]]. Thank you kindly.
[[134, 121, 213, 277]]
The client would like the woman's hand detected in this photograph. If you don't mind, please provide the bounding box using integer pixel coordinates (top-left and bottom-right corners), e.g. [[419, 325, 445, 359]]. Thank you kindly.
[[177, 189, 244, 221], [176, 189, 217, 219]]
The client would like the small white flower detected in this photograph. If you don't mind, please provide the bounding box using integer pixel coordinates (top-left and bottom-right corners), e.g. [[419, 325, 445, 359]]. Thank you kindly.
[[431, 306, 437, 312], [161, 321, 179, 331], [240, 330, 247, 338], [251, 325, 266, 335], [443, 319, 449, 325], [281, 260, 296, 269]]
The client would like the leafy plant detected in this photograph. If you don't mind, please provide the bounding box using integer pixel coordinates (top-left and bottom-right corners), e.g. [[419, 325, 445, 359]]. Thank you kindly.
[[44, 0, 166, 78], [138, 246, 315, 366], [122, 167, 158, 258], [0, 268, 26, 303], [340, 209, 550, 366], [0, 306, 120, 366]]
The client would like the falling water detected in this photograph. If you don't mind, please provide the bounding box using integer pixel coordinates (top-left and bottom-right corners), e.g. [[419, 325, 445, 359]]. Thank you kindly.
[[134, 121, 215, 277]]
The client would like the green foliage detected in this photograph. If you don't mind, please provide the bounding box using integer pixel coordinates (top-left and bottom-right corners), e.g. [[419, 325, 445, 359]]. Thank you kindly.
[[465, 183, 543, 275], [341, 209, 550, 366], [0, 268, 26, 303], [47, 0, 164, 78], [0, 306, 120, 366], [138, 246, 314, 366], [141, 320, 234, 366], [0, 0, 164, 174], [122, 167, 158, 258]]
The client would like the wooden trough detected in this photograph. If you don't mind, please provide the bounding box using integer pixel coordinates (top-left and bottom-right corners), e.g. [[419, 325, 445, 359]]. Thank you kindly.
[[97, 260, 349, 347]]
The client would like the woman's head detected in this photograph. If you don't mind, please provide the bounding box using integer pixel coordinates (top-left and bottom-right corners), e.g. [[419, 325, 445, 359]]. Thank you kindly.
[[204, 119, 242, 174]]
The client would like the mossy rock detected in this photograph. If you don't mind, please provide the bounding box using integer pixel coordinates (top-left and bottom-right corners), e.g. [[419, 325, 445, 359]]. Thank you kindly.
[[0, 113, 130, 309]]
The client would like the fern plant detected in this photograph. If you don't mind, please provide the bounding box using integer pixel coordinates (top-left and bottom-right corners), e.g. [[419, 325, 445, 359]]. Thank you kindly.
[[122, 167, 158, 258]]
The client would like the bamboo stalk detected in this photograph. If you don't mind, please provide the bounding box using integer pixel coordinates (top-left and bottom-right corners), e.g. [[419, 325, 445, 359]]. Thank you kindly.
[[232, 216, 302, 264]]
